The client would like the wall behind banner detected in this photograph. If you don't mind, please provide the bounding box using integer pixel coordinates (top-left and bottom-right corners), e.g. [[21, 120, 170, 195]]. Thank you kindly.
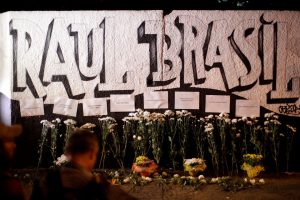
[[0, 10, 299, 168]]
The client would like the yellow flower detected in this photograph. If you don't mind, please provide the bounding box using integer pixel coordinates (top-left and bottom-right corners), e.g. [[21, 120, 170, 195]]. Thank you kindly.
[[241, 163, 264, 178]]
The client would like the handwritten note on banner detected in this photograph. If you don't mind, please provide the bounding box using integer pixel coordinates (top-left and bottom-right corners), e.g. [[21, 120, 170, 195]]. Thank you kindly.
[[82, 98, 108, 116], [19, 98, 44, 117], [236, 100, 260, 117], [175, 92, 199, 109], [205, 95, 230, 113], [53, 98, 79, 117], [110, 94, 135, 112], [144, 91, 168, 109]]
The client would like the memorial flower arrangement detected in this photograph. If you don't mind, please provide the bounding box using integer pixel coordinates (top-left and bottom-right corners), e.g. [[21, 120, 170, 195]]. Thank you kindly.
[[98, 117, 117, 168], [183, 158, 207, 177], [264, 112, 281, 173], [241, 154, 264, 178], [285, 124, 296, 171], [63, 119, 77, 148], [205, 116, 219, 176], [147, 112, 165, 164], [54, 154, 69, 167], [132, 155, 158, 177], [37, 120, 55, 170], [80, 122, 96, 131]]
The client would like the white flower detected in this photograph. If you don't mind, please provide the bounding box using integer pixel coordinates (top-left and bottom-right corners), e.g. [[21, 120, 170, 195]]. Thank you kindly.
[[164, 110, 175, 117], [136, 108, 143, 115], [236, 133, 241, 138], [246, 121, 252, 125], [225, 118, 231, 124], [40, 120, 48, 124], [258, 178, 265, 184], [64, 119, 77, 125], [274, 120, 281, 125], [264, 121, 269, 126], [242, 116, 247, 122], [142, 176, 152, 182], [198, 175, 205, 180], [273, 115, 279, 119], [114, 171, 119, 178], [207, 115, 214, 119], [128, 112, 136, 117], [244, 178, 248, 183], [137, 136, 142, 141], [176, 111, 183, 117], [200, 179, 207, 184], [250, 115, 256, 120], [133, 135, 136, 139], [56, 118, 61, 123], [80, 123, 96, 129], [143, 111, 150, 117], [211, 177, 219, 183], [173, 174, 180, 178], [231, 119, 237, 124], [55, 154, 69, 166], [123, 177, 130, 184], [250, 179, 256, 185]]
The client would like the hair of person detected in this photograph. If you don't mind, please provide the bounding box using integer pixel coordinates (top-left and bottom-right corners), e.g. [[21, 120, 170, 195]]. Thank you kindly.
[[64, 128, 99, 155]]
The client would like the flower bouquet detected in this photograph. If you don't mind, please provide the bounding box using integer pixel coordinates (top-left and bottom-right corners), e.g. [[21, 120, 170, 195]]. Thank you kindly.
[[132, 156, 158, 177], [241, 154, 264, 178], [183, 158, 207, 177]]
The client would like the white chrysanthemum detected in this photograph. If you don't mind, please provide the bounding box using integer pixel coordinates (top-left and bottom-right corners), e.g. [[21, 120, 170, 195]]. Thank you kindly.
[[164, 110, 174, 117], [137, 136, 142, 141], [198, 175, 205, 180], [242, 116, 247, 122], [64, 119, 77, 125], [173, 174, 180, 178], [207, 115, 213, 119], [259, 178, 265, 184], [133, 135, 136, 139], [40, 120, 48, 124], [80, 123, 96, 129], [231, 119, 237, 124], [250, 179, 256, 185], [123, 177, 130, 184]]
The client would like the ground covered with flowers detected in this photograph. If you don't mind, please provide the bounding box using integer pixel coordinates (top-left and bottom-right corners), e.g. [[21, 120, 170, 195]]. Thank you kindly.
[[16, 169, 300, 200]]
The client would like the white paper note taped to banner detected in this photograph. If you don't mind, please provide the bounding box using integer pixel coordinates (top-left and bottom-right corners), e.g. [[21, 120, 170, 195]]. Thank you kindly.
[[175, 92, 199, 109], [144, 91, 168, 109], [82, 98, 108, 116], [236, 100, 260, 117], [19, 98, 44, 117], [53, 98, 79, 117], [205, 95, 230, 113], [110, 94, 135, 112]]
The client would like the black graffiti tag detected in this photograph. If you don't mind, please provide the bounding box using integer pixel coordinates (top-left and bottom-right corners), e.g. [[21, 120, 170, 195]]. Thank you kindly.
[[278, 104, 300, 115]]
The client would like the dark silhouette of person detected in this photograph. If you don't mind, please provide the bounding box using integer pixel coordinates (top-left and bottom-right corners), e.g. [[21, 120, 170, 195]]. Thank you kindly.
[[0, 123, 25, 200], [31, 128, 137, 200]]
